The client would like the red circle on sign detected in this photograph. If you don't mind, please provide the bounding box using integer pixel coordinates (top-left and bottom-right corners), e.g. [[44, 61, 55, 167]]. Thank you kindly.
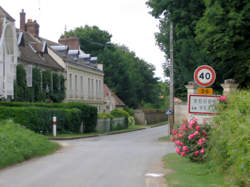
[[194, 65, 216, 87]]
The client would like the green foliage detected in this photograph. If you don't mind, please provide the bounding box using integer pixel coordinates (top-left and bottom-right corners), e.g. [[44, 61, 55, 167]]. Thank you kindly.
[[147, 0, 209, 100], [15, 65, 26, 101], [128, 116, 135, 126], [42, 70, 52, 99], [50, 73, 65, 102], [0, 106, 81, 134], [195, 0, 250, 88], [147, 0, 250, 99], [0, 120, 59, 168], [66, 25, 112, 57], [32, 67, 44, 102], [98, 112, 114, 119], [172, 119, 211, 162], [14, 65, 65, 102], [208, 90, 250, 186], [124, 106, 134, 116], [110, 109, 129, 118], [0, 102, 97, 133]]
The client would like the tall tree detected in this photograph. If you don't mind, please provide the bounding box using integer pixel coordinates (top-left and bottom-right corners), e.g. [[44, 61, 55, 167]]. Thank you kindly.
[[195, 0, 250, 87], [147, 0, 210, 100], [66, 25, 112, 56]]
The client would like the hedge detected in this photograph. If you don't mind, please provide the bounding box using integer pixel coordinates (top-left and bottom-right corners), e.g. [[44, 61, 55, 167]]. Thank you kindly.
[[0, 102, 97, 133], [0, 106, 81, 134], [208, 90, 249, 186]]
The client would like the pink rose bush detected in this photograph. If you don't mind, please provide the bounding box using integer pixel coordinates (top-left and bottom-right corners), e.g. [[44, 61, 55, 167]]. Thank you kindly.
[[171, 118, 211, 161]]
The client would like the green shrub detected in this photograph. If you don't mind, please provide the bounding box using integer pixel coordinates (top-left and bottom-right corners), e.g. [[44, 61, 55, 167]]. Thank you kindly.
[[98, 112, 114, 119], [0, 102, 97, 133], [124, 107, 134, 116], [128, 116, 135, 126], [171, 118, 211, 162], [0, 106, 81, 134], [111, 109, 129, 118], [208, 90, 249, 186], [0, 120, 59, 168]]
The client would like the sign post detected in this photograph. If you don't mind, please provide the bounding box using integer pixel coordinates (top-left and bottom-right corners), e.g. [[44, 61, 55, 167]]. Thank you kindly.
[[53, 116, 56, 137]]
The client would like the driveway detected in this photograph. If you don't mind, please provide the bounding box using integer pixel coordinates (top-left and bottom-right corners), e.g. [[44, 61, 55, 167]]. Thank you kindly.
[[0, 125, 175, 187]]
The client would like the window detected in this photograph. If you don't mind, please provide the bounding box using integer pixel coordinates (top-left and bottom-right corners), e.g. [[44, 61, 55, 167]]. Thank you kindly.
[[96, 80, 98, 98], [75, 75, 77, 97], [69, 74, 72, 91], [91, 79, 94, 97], [88, 78, 90, 98], [80, 76, 83, 96]]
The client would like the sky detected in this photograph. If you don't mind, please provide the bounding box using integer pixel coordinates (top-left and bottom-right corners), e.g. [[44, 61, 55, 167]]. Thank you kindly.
[[1, 0, 166, 80]]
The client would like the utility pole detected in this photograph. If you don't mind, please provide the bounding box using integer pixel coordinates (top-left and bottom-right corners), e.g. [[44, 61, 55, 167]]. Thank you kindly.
[[169, 21, 174, 133]]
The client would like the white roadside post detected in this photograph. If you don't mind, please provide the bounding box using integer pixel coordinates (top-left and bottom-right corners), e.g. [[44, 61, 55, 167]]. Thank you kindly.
[[53, 116, 56, 137]]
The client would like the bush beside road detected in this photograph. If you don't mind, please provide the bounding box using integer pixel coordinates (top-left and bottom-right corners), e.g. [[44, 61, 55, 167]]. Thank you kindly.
[[0, 120, 59, 169]]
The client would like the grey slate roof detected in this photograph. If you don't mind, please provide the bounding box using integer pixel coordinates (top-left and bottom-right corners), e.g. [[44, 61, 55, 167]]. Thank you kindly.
[[18, 31, 64, 71]]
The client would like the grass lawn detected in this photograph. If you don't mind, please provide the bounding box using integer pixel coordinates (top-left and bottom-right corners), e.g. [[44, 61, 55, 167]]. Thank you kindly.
[[159, 135, 171, 141], [164, 153, 230, 187], [0, 120, 60, 169]]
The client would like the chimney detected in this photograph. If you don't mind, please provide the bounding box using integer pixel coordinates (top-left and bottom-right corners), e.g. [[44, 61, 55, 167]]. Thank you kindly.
[[26, 19, 39, 37], [58, 36, 80, 50], [20, 9, 25, 31]]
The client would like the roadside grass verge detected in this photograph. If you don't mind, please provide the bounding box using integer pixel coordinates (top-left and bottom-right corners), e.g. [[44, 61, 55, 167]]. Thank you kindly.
[[0, 120, 60, 169], [163, 153, 229, 187], [49, 121, 168, 139], [159, 135, 171, 141]]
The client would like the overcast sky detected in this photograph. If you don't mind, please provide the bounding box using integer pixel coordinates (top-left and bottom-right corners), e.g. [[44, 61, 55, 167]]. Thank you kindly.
[[1, 0, 166, 80]]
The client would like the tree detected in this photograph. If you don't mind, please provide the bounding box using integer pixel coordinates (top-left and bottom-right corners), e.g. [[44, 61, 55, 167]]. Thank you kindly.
[[66, 25, 112, 56], [195, 0, 250, 88], [147, 0, 210, 100]]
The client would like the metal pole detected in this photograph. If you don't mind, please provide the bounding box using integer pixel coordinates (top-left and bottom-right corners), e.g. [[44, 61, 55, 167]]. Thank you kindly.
[[169, 21, 174, 133]]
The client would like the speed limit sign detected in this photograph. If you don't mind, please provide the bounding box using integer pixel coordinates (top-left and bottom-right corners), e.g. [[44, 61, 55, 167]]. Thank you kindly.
[[194, 65, 216, 87]]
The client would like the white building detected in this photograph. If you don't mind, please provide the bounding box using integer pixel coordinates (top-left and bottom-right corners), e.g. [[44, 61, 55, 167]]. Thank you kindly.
[[0, 6, 18, 99]]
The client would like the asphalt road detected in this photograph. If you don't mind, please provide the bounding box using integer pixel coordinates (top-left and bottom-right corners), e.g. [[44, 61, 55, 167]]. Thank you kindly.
[[0, 125, 175, 187]]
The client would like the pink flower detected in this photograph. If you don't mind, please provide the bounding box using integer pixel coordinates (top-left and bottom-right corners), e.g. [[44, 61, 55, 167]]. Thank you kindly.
[[176, 147, 181, 155], [195, 125, 200, 131], [180, 152, 185, 157], [220, 96, 226, 102], [178, 133, 183, 138], [194, 151, 199, 156], [198, 139, 204, 146], [200, 148, 205, 155], [181, 124, 188, 131], [171, 137, 175, 142], [175, 140, 183, 146], [194, 131, 199, 136], [172, 130, 177, 135], [189, 120, 195, 127], [201, 137, 206, 141], [182, 146, 189, 152], [188, 134, 195, 140], [202, 130, 207, 136]]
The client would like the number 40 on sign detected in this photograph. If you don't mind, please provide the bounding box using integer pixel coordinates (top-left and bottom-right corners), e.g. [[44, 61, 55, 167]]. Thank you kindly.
[[194, 65, 216, 87]]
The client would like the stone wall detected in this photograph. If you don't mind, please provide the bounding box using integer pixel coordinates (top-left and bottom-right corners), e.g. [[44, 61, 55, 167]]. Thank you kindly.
[[134, 109, 168, 124], [96, 117, 126, 132], [174, 102, 188, 125]]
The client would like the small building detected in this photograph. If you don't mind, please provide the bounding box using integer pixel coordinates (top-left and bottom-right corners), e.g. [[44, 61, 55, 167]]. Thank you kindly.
[[0, 6, 18, 99], [104, 84, 125, 112]]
